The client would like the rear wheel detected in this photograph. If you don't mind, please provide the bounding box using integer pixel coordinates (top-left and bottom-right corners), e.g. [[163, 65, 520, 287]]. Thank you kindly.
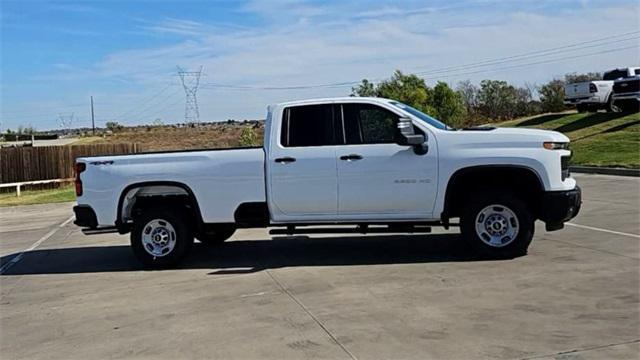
[[197, 225, 236, 245], [131, 209, 193, 268], [460, 192, 534, 259]]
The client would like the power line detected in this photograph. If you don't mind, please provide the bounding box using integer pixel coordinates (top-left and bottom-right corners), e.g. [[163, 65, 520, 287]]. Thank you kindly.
[[415, 36, 640, 77], [130, 95, 184, 123], [124, 88, 183, 123], [110, 82, 176, 120], [414, 30, 640, 75], [432, 45, 639, 79], [197, 30, 639, 92]]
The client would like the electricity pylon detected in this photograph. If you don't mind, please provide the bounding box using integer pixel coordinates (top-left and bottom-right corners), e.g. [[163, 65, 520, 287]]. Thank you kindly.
[[177, 66, 203, 124]]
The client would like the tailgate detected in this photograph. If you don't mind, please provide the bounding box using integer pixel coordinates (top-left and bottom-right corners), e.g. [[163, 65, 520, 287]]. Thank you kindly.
[[564, 82, 591, 99]]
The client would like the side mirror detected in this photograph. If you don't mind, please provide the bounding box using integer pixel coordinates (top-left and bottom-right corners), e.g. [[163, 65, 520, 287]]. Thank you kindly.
[[397, 117, 428, 155], [397, 117, 426, 146]]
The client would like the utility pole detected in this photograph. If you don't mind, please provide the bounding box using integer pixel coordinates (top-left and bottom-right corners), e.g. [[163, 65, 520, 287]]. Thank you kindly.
[[177, 66, 203, 124], [90, 96, 95, 135]]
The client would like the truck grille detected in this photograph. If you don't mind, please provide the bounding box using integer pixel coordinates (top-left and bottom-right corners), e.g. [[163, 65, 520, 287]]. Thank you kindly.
[[561, 155, 570, 181], [613, 79, 640, 94]]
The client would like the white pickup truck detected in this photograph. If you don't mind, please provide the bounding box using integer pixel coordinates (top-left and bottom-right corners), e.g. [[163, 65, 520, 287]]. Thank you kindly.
[[564, 67, 640, 112], [73, 97, 581, 267]]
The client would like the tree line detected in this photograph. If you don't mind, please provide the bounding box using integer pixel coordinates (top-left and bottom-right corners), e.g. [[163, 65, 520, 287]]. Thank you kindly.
[[351, 70, 596, 127]]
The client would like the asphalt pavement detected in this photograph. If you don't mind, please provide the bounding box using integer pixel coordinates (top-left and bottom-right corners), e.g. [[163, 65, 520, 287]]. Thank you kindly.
[[0, 173, 638, 359]]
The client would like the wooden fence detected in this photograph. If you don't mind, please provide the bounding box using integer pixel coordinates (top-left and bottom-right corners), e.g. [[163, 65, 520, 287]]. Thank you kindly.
[[0, 144, 141, 191]]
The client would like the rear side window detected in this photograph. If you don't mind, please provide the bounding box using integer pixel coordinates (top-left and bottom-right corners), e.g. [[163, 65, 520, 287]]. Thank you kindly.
[[281, 104, 336, 147], [342, 104, 399, 144]]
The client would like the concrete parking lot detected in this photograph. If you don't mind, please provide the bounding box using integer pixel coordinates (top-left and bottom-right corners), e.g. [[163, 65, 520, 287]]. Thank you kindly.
[[1, 173, 638, 359]]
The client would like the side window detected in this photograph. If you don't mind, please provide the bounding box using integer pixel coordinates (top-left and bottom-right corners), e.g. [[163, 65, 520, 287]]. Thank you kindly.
[[343, 104, 399, 144], [281, 104, 336, 147]]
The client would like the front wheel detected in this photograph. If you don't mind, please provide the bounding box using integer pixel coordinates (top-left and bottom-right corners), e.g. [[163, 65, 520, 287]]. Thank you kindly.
[[460, 192, 534, 259], [131, 209, 193, 268], [605, 96, 615, 113]]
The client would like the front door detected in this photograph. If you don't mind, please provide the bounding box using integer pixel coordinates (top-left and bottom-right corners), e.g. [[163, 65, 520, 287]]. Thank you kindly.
[[336, 103, 437, 219]]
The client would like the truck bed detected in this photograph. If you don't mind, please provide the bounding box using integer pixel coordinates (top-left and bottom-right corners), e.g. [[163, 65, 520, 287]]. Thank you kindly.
[[77, 147, 266, 226]]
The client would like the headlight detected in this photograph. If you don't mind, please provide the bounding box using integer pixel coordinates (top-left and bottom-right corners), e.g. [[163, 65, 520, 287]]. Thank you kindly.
[[543, 142, 570, 150]]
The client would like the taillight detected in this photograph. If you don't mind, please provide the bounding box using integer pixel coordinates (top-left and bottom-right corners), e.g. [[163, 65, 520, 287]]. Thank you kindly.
[[74, 162, 86, 196], [589, 83, 597, 93]]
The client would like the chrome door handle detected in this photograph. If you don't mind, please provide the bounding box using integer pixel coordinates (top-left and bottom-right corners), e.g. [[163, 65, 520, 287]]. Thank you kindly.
[[275, 157, 296, 164], [340, 154, 363, 161]]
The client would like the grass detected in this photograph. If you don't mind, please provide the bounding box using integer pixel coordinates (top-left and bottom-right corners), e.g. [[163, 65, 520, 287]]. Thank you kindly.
[[0, 185, 76, 207], [499, 111, 640, 168]]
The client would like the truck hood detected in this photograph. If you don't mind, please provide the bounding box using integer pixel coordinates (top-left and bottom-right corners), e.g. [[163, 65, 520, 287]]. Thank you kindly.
[[446, 127, 569, 147], [488, 127, 569, 142]]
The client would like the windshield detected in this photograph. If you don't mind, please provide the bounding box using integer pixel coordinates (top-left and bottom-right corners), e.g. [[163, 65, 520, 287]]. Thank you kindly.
[[603, 70, 628, 81], [389, 101, 452, 130]]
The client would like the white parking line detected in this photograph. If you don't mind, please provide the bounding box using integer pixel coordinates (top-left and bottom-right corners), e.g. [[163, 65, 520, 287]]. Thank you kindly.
[[566, 222, 640, 239], [0, 215, 74, 274]]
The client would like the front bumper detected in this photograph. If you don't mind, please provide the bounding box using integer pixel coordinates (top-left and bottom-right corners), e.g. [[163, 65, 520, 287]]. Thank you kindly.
[[73, 205, 98, 228], [539, 186, 582, 231], [612, 92, 640, 101]]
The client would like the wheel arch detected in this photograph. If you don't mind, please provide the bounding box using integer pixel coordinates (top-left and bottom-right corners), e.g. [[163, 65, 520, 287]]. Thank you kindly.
[[116, 181, 204, 233], [441, 165, 545, 222]]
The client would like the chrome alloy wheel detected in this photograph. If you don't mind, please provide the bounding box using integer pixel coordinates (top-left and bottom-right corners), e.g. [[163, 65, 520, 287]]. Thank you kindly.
[[475, 205, 519, 248], [141, 219, 177, 257]]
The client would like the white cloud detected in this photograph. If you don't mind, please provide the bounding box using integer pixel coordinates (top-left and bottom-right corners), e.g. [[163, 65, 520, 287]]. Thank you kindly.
[[5, 0, 640, 127]]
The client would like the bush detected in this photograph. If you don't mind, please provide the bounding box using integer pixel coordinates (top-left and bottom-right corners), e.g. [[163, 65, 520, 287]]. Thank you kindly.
[[239, 126, 260, 147]]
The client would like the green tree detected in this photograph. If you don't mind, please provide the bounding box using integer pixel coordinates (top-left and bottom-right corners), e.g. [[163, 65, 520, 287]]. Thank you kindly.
[[351, 79, 376, 97], [431, 82, 467, 127], [477, 80, 520, 120], [105, 121, 123, 133], [565, 72, 601, 83], [352, 70, 435, 115], [539, 79, 566, 113], [239, 126, 260, 147]]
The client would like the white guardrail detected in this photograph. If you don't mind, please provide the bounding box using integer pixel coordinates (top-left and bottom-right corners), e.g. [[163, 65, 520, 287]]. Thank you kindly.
[[0, 178, 74, 196]]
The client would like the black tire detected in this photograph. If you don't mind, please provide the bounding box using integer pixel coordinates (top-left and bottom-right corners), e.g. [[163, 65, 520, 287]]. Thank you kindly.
[[605, 96, 615, 113], [131, 208, 193, 268], [460, 192, 534, 259], [197, 225, 236, 245], [576, 104, 587, 113]]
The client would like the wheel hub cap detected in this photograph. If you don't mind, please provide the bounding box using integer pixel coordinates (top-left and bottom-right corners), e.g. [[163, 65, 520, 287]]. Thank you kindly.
[[475, 205, 519, 248], [141, 219, 177, 257]]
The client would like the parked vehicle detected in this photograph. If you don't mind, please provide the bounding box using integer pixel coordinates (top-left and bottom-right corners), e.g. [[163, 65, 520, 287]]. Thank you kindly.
[[611, 75, 640, 112], [73, 97, 581, 267], [563, 67, 640, 112]]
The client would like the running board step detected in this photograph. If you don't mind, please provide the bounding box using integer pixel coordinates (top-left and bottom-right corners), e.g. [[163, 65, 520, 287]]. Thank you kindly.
[[82, 227, 118, 235], [269, 225, 432, 236]]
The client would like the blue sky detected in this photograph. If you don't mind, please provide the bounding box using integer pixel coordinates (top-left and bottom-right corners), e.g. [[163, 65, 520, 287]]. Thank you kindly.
[[1, 0, 638, 130]]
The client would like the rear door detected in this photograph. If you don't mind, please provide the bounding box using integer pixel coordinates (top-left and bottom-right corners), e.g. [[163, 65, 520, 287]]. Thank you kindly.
[[335, 103, 437, 219], [268, 104, 340, 220]]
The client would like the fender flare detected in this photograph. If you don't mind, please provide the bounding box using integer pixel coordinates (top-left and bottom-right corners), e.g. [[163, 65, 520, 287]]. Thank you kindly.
[[115, 181, 204, 233], [440, 164, 544, 221]]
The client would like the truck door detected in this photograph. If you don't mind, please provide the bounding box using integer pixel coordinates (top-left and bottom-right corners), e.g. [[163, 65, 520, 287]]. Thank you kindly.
[[336, 103, 437, 219], [267, 104, 340, 220]]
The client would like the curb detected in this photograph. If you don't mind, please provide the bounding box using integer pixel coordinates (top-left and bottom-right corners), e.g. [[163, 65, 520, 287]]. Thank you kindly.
[[570, 166, 640, 177]]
